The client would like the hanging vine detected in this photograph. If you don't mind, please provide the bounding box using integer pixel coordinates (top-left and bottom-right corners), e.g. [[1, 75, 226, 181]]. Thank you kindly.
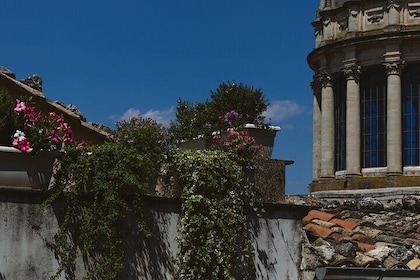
[[170, 148, 263, 280]]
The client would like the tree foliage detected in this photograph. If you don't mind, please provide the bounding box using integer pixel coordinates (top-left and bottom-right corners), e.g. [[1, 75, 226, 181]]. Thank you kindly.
[[169, 81, 268, 141]]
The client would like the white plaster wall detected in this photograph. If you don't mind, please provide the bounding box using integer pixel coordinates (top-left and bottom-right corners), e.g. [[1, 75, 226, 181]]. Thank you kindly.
[[0, 194, 307, 280]]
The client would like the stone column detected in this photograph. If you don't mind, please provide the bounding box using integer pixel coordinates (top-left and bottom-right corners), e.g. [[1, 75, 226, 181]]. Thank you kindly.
[[343, 63, 361, 176], [311, 79, 322, 181], [319, 72, 335, 178], [385, 60, 403, 175]]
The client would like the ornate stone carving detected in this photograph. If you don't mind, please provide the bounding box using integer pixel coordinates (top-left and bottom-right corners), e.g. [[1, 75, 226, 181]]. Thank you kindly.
[[342, 64, 361, 81], [408, 7, 420, 18], [386, 0, 402, 11], [337, 14, 349, 31], [315, 71, 332, 88], [367, 9, 384, 23], [384, 60, 404, 75], [350, 9, 359, 18]]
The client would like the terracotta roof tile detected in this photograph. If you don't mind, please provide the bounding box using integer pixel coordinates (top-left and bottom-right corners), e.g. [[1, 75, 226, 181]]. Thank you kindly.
[[304, 209, 335, 222], [330, 217, 360, 231], [311, 218, 335, 228], [300, 195, 420, 272], [407, 258, 420, 269], [351, 233, 375, 245], [384, 256, 409, 269], [353, 252, 381, 267], [304, 223, 336, 238], [329, 232, 346, 242], [353, 226, 382, 238], [356, 242, 375, 253]]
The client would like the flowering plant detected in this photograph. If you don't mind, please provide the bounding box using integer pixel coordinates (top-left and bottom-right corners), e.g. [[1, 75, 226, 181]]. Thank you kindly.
[[12, 98, 86, 153], [220, 109, 265, 129], [212, 129, 263, 168], [114, 115, 171, 189]]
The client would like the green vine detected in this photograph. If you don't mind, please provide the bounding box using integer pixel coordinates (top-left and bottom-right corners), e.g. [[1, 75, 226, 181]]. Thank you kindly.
[[170, 149, 263, 280], [45, 143, 151, 280], [44, 115, 170, 279]]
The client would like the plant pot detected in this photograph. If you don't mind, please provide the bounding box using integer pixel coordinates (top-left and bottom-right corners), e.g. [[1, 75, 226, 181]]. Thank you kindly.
[[176, 136, 213, 150], [241, 124, 281, 158], [176, 124, 280, 158], [0, 146, 59, 189]]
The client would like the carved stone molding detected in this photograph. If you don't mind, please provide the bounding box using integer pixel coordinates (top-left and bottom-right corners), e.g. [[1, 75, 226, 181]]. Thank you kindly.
[[408, 7, 420, 18], [367, 9, 384, 23], [342, 64, 361, 82], [337, 14, 349, 31], [386, 0, 402, 11], [384, 60, 404, 75], [350, 9, 359, 18]]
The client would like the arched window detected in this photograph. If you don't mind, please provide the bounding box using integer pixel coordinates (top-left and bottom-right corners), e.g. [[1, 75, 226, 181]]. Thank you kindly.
[[334, 74, 346, 171], [402, 64, 420, 166], [360, 66, 387, 168]]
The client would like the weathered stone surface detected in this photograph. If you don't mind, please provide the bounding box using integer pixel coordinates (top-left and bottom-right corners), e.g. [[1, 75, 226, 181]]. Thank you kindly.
[[402, 196, 420, 213], [359, 197, 384, 211], [0, 66, 15, 79], [334, 242, 356, 258], [64, 104, 86, 121], [20, 74, 43, 92], [390, 246, 414, 263], [366, 246, 391, 262]]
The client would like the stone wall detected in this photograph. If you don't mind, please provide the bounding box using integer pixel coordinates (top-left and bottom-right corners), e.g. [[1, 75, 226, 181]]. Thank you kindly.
[[0, 189, 308, 280]]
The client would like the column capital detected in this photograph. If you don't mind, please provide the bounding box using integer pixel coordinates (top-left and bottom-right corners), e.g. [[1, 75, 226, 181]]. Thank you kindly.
[[342, 64, 361, 82], [383, 60, 404, 75], [314, 70, 332, 88]]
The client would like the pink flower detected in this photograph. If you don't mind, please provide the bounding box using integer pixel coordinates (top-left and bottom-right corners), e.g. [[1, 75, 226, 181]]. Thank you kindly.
[[12, 131, 33, 153], [14, 99, 26, 113], [77, 140, 88, 148]]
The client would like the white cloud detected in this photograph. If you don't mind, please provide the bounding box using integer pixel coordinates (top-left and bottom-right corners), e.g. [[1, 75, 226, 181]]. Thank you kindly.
[[143, 107, 175, 127], [118, 108, 141, 121], [118, 107, 175, 127], [263, 100, 305, 123]]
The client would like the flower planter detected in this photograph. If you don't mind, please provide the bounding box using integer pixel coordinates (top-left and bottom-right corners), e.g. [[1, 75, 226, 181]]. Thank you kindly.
[[0, 146, 58, 189], [176, 124, 281, 158]]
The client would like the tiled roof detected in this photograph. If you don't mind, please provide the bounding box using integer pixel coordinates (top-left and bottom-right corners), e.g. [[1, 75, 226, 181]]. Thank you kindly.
[[300, 196, 420, 271]]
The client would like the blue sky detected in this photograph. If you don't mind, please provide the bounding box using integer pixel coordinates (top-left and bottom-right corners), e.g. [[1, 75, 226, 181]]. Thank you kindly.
[[2, 1, 320, 194]]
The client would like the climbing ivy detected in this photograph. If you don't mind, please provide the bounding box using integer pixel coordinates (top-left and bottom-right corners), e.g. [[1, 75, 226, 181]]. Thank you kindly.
[[169, 149, 263, 280], [45, 143, 151, 280]]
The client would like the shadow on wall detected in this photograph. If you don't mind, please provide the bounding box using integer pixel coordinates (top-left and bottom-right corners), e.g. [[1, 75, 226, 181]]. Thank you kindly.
[[49, 197, 179, 279], [123, 199, 178, 279]]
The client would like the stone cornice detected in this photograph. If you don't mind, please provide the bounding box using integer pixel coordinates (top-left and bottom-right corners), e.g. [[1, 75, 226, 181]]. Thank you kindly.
[[307, 30, 420, 71]]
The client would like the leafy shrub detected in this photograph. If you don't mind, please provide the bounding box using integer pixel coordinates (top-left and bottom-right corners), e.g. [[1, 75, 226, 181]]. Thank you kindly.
[[114, 115, 171, 190], [169, 81, 269, 141]]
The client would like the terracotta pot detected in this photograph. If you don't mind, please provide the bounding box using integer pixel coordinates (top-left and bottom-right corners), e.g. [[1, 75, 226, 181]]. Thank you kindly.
[[0, 146, 59, 189]]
